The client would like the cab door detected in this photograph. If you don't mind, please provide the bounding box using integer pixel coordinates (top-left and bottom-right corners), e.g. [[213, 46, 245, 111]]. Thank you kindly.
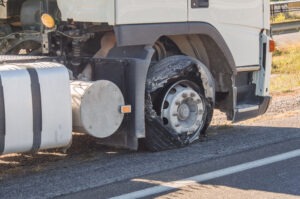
[[188, 0, 265, 67]]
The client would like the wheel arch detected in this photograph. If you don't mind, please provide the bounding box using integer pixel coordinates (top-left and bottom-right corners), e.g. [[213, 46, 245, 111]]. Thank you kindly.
[[114, 22, 236, 116], [114, 22, 237, 75]]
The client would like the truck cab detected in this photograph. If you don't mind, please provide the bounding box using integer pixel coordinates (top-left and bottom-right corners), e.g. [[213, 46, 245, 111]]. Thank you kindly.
[[0, 0, 273, 153]]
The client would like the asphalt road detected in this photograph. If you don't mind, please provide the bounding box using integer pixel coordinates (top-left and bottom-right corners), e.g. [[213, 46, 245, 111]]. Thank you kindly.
[[61, 139, 300, 199]]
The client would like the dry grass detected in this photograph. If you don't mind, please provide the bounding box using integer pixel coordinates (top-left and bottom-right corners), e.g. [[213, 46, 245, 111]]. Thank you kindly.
[[271, 45, 300, 93], [272, 13, 300, 24]]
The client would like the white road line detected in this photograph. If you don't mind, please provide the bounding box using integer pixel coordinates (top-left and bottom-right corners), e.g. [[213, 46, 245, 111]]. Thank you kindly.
[[111, 149, 300, 199]]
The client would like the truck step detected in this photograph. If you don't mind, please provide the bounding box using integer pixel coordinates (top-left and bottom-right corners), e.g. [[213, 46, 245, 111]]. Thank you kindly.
[[236, 104, 259, 113]]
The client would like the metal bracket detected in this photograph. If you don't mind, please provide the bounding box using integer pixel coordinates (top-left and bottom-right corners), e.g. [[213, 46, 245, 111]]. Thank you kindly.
[[191, 0, 209, 8]]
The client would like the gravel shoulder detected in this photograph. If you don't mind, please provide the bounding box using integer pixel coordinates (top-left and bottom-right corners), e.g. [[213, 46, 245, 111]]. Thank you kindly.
[[273, 32, 300, 49]]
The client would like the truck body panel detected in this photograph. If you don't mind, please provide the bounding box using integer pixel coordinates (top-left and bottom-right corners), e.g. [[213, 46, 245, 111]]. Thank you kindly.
[[57, 0, 267, 67], [57, 0, 115, 24], [115, 0, 188, 25]]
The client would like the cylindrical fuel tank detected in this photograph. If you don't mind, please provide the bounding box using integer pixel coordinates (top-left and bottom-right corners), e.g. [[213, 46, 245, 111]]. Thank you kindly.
[[71, 80, 125, 138], [0, 60, 72, 155]]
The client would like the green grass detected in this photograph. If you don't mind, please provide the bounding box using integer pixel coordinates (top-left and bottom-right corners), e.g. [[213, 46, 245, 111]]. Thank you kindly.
[[271, 46, 300, 93]]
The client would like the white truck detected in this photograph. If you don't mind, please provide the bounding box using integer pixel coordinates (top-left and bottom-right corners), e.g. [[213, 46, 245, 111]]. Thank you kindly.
[[0, 0, 273, 154]]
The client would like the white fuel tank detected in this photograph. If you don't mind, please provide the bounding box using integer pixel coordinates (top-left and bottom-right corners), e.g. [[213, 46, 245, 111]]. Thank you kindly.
[[71, 80, 125, 138], [0, 61, 72, 154]]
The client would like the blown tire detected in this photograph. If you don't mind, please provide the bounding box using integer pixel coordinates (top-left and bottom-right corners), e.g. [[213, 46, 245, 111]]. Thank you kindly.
[[144, 56, 214, 151]]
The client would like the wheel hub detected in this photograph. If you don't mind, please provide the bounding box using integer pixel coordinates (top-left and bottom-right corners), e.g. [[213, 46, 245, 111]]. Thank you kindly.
[[178, 103, 190, 120], [161, 81, 205, 135]]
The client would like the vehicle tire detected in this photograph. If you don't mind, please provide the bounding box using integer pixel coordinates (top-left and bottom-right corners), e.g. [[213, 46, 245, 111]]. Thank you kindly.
[[144, 56, 214, 151]]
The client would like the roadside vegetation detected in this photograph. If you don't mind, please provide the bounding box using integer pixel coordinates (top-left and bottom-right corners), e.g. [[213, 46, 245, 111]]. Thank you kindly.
[[272, 12, 300, 23], [270, 0, 300, 23], [271, 45, 300, 93]]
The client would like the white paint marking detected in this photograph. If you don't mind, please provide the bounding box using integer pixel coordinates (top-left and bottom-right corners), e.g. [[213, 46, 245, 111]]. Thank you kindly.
[[111, 149, 300, 199]]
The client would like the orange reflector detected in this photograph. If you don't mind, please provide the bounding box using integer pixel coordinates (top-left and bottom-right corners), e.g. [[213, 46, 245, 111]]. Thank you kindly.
[[121, 105, 132, 114], [41, 13, 55, 29], [269, 40, 276, 52]]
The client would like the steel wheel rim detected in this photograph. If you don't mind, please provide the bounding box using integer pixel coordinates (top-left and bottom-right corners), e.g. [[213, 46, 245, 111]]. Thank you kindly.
[[160, 80, 205, 137]]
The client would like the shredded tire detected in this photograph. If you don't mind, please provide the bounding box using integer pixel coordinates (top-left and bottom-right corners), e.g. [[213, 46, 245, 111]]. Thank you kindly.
[[144, 56, 214, 152]]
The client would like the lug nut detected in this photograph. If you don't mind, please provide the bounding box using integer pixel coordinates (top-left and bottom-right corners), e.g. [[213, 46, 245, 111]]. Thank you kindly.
[[182, 93, 188, 98], [191, 93, 196, 97], [175, 101, 180, 105]]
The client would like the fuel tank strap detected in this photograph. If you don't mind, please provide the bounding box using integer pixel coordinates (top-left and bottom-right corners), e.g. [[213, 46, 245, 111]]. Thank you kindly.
[[27, 68, 42, 152], [0, 75, 5, 154]]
